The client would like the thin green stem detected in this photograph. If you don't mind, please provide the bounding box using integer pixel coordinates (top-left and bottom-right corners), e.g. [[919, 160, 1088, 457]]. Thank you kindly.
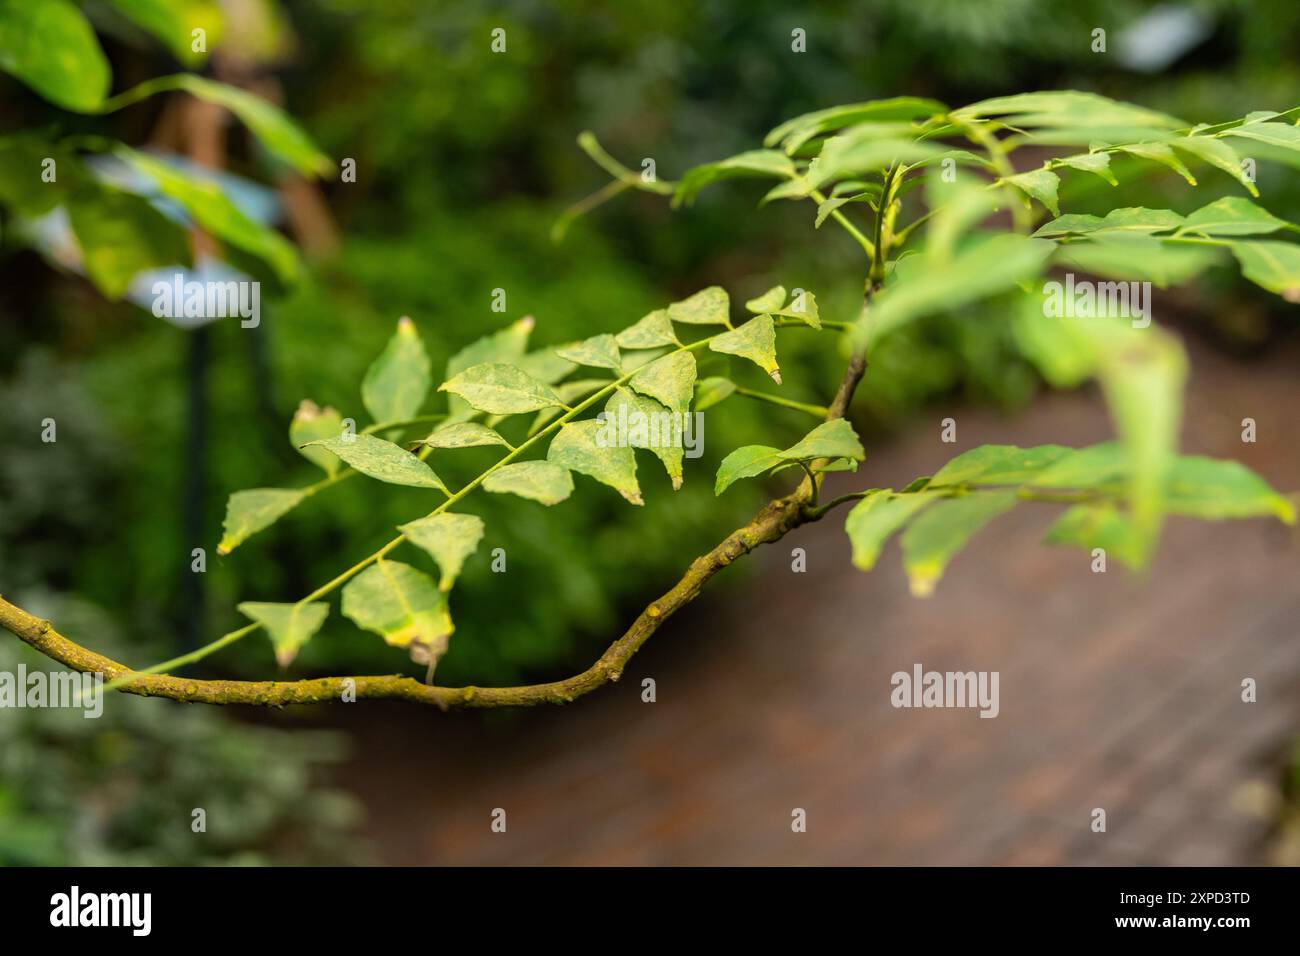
[[808, 187, 875, 258], [732, 386, 828, 418]]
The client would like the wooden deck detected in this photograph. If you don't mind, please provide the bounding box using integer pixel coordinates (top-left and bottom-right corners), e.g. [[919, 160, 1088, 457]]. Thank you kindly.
[[332, 336, 1300, 865]]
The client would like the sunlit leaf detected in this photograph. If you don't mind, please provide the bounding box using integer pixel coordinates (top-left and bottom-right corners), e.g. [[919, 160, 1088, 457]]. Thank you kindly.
[[482, 460, 574, 505], [745, 285, 786, 313], [341, 560, 453, 673], [605, 387, 684, 490], [289, 400, 344, 476], [630, 350, 697, 413], [218, 488, 306, 555], [417, 422, 511, 450], [439, 362, 565, 415], [900, 491, 1018, 596], [1227, 241, 1300, 300], [548, 419, 642, 504], [615, 309, 679, 349], [667, 286, 731, 325], [66, 185, 191, 300], [844, 491, 939, 570], [674, 150, 796, 206], [362, 316, 432, 425], [710, 314, 780, 382], [1178, 197, 1288, 237], [237, 601, 328, 668], [302, 434, 448, 491], [1004, 168, 1060, 216], [399, 513, 486, 591], [0, 0, 110, 111], [556, 333, 622, 371]]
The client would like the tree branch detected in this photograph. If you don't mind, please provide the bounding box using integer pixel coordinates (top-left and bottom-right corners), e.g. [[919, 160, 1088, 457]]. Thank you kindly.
[[1, 292, 881, 709], [0, 489, 811, 708]]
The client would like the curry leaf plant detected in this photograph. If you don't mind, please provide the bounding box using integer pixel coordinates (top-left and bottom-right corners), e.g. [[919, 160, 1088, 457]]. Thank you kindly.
[[3, 91, 1297, 709]]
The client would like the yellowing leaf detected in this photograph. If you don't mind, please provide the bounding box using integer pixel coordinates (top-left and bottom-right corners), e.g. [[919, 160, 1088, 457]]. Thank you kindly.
[[745, 285, 786, 313], [615, 309, 679, 349], [844, 491, 939, 570], [342, 560, 453, 674], [710, 314, 780, 382], [289, 400, 345, 476], [418, 422, 511, 450], [630, 351, 697, 413], [556, 333, 622, 371], [482, 460, 574, 505], [900, 491, 1018, 596], [667, 286, 731, 325], [362, 317, 432, 425], [605, 387, 684, 490], [218, 488, 306, 555]]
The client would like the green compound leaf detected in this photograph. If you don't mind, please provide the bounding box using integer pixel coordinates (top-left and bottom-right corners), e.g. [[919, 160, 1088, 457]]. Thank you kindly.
[[417, 422, 511, 450], [710, 314, 780, 382], [605, 387, 684, 490], [289, 400, 345, 476], [482, 460, 574, 505], [399, 513, 486, 592], [556, 333, 622, 371], [362, 316, 432, 426], [715, 419, 865, 494], [745, 285, 786, 314], [1162, 456, 1296, 522], [1177, 197, 1287, 237], [674, 150, 796, 206], [1056, 152, 1117, 185], [1117, 142, 1198, 185], [630, 350, 697, 413], [439, 362, 565, 415], [237, 601, 329, 668], [1227, 241, 1300, 300], [302, 434, 448, 492], [442, 317, 534, 423], [0, 0, 110, 111], [844, 491, 940, 570], [1003, 168, 1061, 216], [108, 0, 223, 67], [900, 491, 1019, 596], [1170, 135, 1259, 197], [780, 419, 865, 462], [715, 445, 784, 495], [548, 419, 643, 505], [929, 444, 1073, 487], [694, 376, 737, 411], [342, 560, 453, 674], [615, 309, 679, 349], [118, 148, 299, 284], [218, 487, 306, 555], [160, 74, 332, 177], [1045, 503, 1146, 571], [66, 185, 191, 300], [666, 286, 731, 326], [773, 289, 820, 329]]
